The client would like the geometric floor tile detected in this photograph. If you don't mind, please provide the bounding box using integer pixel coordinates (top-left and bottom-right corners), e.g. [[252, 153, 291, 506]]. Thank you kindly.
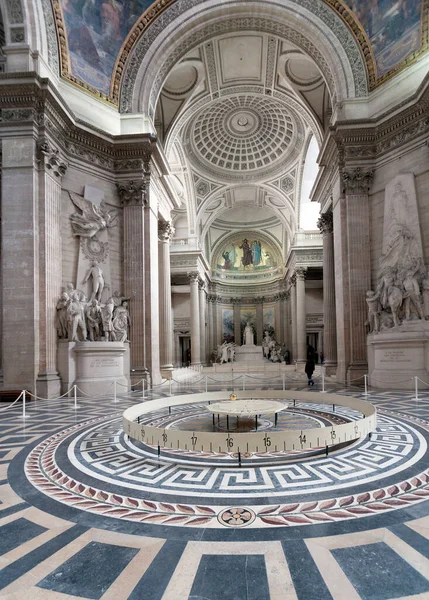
[[36, 541, 139, 599], [332, 541, 429, 600]]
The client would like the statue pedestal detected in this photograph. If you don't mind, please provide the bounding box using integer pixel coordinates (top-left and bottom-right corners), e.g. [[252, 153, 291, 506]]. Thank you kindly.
[[57, 341, 130, 396], [367, 321, 429, 389], [235, 345, 266, 364]]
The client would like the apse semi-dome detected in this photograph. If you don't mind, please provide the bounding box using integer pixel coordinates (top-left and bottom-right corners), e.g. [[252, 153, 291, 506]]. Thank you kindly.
[[184, 94, 303, 182]]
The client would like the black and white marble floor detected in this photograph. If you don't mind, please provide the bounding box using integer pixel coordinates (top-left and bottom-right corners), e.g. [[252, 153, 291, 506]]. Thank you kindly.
[[1, 379, 429, 599]]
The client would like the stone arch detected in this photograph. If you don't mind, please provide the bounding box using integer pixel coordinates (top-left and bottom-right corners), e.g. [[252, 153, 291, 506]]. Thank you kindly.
[[118, 0, 368, 114]]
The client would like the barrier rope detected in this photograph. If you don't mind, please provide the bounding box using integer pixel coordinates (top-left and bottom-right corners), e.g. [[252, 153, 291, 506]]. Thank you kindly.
[[0, 391, 23, 411]]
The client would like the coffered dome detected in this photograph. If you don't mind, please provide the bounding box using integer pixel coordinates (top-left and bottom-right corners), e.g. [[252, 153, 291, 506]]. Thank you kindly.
[[184, 94, 303, 183]]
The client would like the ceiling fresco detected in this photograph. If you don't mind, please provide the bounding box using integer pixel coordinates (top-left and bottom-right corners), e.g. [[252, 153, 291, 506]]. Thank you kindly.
[[344, 0, 423, 76], [51, 0, 428, 105]]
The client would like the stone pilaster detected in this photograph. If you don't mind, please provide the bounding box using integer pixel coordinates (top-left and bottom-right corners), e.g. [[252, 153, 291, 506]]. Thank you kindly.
[[232, 298, 241, 345], [283, 291, 290, 349], [318, 210, 337, 376], [37, 141, 68, 398], [207, 295, 214, 361], [343, 168, 373, 381], [118, 172, 161, 385], [158, 220, 174, 372], [255, 298, 264, 345], [188, 273, 201, 365], [289, 276, 297, 361], [295, 267, 307, 367], [199, 281, 206, 365], [1, 131, 39, 392]]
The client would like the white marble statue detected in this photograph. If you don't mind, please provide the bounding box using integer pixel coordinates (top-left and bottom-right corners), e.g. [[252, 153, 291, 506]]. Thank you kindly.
[[81, 262, 107, 302], [100, 297, 115, 341], [244, 322, 254, 345], [67, 287, 88, 341], [365, 290, 381, 333], [112, 301, 131, 342], [56, 292, 70, 339], [86, 298, 102, 341], [69, 192, 117, 238]]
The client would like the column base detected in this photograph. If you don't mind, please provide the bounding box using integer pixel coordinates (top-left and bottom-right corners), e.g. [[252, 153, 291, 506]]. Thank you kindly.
[[130, 368, 151, 389], [37, 372, 62, 399], [161, 365, 174, 380], [347, 363, 368, 385], [323, 362, 337, 377], [295, 360, 306, 372]]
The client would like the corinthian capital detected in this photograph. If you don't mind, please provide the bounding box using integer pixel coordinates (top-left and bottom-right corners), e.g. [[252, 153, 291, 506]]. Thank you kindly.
[[342, 168, 373, 194], [38, 142, 68, 178], [117, 180, 147, 206], [158, 220, 175, 242], [317, 210, 333, 235], [295, 267, 307, 281], [188, 271, 199, 284]]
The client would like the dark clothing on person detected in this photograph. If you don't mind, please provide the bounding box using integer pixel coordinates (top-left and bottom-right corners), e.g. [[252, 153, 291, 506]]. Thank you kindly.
[[305, 360, 315, 386]]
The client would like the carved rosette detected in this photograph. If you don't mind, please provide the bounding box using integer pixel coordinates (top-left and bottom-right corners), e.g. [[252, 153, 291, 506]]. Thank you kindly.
[[117, 181, 147, 206], [317, 210, 333, 235], [80, 237, 109, 264], [158, 221, 175, 242], [342, 168, 374, 195], [38, 142, 68, 178]]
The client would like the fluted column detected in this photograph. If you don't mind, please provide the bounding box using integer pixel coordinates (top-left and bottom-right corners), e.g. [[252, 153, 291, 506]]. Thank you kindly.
[[189, 273, 201, 365], [318, 210, 337, 375], [207, 296, 214, 361], [37, 142, 68, 397], [233, 299, 241, 345], [343, 168, 373, 381], [290, 275, 297, 361], [158, 221, 174, 371], [295, 267, 307, 367], [119, 170, 161, 386], [199, 282, 206, 365], [283, 291, 290, 348], [1, 130, 39, 392], [256, 297, 264, 345]]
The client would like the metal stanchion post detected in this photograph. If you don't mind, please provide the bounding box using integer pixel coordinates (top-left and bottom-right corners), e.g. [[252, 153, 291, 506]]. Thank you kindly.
[[414, 376, 419, 402], [169, 379, 172, 396], [362, 374, 369, 396], [74, 385, 78, 410], [242, 374, 245, 391], [205, 375, 208, 393], [113, 380, 117, 403], [282, 373, 285, 391], [142, 379, 145, 399], [21, 390, 27, 420]]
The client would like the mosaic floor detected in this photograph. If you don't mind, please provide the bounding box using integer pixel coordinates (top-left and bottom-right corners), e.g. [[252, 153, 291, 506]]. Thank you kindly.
[[1, 379, 429, 599]]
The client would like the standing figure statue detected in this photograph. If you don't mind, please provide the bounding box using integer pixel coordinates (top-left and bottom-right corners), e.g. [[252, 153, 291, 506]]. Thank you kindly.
[[67, 288, 88, 341], [56, 292, 70, 339], [112, 301, 131, 342], [365, 290, 381, 333], [86, 298, 102, 341], [82, 261, 106, 301], [244, 322, 254, 345], [101, 297, 115, 341], [402, 266, 424, 321]]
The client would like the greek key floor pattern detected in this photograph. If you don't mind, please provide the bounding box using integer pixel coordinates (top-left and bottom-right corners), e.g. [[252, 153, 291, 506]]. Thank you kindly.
[[2, 380, 429, 599]]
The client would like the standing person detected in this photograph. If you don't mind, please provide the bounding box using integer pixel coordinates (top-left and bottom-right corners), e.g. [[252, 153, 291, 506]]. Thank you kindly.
[[305, 356, 315, 386]]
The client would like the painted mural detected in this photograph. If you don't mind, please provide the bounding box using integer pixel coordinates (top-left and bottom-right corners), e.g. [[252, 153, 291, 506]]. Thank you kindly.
[[263, 306, 275, 332], [221, 308, 234, 343], [61, 0, 152, 95], [217, 237, 277, 272], [344, 0, 422, 76]]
